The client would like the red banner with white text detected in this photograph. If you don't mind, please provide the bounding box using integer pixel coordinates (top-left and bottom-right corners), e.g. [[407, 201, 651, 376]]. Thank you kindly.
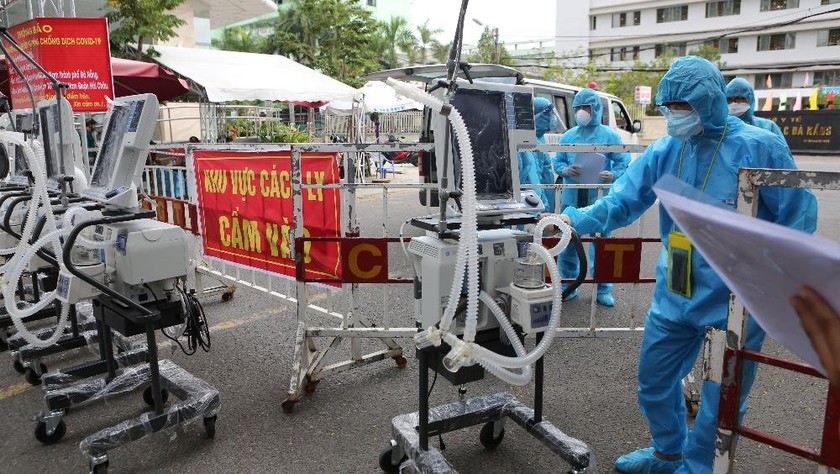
[[5, 17, 113, 111], [192, 150, 341, 282]]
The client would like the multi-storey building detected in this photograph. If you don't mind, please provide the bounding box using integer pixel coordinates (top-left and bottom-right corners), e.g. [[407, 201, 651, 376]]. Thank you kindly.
[[561, 0, 840, 105]]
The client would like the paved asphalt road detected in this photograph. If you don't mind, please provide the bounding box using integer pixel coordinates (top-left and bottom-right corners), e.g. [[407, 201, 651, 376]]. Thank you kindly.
[[0, 157, 836, 473]]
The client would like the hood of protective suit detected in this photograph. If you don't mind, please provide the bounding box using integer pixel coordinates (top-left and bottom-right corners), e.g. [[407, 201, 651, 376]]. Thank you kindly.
[[533, 96, 554, 137], [655, 56, 729, 138], [572, 88, 602, 128], [725, 77, 756, 124]]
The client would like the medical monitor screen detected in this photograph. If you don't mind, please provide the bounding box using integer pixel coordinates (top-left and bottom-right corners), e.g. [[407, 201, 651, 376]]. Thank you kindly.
[[450, 89, 513, 201], [38, 103, 61, 178], [90, 101, 135, 189], [13, 145, 27, 177], [15, 113, 33, 134]]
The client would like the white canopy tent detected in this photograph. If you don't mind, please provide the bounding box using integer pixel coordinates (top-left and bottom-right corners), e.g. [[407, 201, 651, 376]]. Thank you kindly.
[[146, 45, 358, 103], [322, 81, 422, 117]]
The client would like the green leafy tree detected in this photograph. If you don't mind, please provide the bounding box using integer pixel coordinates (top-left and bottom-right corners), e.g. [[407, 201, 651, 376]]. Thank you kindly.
[[212, 26, 266, 53], [431, 41, 452, 63], [687, 43, 722, 64], [467, 26, 513, 65], [262, 0, 379, 87], [105, 0, 186, 59], [375, 16, 415, 69], [415, 20, 443, 65]]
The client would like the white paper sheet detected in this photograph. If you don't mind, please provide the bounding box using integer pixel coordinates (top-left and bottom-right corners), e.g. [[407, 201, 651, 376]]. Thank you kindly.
[[654, 178, 839, 376], [572, 152, 606, 184]]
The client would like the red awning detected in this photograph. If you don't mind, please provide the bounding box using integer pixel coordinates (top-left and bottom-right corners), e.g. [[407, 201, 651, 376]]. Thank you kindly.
[[0, 56, 190, 102]]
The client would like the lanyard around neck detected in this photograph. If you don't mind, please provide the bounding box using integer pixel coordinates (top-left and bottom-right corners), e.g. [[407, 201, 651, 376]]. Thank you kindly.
[[676, 121, 728, 193]]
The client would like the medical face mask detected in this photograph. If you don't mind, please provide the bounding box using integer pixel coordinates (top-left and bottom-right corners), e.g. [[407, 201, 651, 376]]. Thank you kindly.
[[575, 109, 592, 127], [728, 102, 750, 117], [664, 109, 703, 140]]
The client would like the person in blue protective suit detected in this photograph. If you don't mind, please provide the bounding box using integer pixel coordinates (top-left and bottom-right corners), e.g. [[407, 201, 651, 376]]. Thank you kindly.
[[518, 97, 562, 212], [557, 57, 817, 473], [552, 88, 630, 306], [726, 77, 786, 140]]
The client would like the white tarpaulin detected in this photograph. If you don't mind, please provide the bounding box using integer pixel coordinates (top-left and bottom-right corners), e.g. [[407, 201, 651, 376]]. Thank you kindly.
[[146, 45, 358, 103], [323, 81, 423, 116]]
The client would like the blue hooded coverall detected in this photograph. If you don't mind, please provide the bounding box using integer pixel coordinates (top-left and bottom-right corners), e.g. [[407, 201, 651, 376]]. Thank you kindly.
[[564, 57, 817, 473], [518, 97, 558, 212], [725, 77, 786, 140], [553, 88, 630, 296]]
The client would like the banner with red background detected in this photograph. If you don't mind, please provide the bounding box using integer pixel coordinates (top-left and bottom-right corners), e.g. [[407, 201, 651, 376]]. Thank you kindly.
[[192, 149, 342, 282], [5, 17, 113, 111]]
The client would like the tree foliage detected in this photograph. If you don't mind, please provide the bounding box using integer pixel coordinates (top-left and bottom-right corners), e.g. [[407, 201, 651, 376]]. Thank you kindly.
[[467, 26, 513, 65], [262, 0, 380, 87], [105, 0, 186, 59], [212, 27, 265, 53]]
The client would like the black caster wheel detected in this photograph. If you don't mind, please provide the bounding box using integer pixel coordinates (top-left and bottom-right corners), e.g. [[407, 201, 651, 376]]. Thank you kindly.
[[142, 387, 169, 407], [302, 378, 319, 395], [221, 288, 235, 302], [34, 419, 66, 444], [479, 421, 505, 450], [203, 415, 217, 438], [91, 461, 109, 474], [378, 446, 406, 473], [25, 363, 47, 386], [393, 356, 408, 369], [0, 337, 7, 352], [281, 399, 297, 413], [13, 359, 25, 374], [687, 400, 700, 418]]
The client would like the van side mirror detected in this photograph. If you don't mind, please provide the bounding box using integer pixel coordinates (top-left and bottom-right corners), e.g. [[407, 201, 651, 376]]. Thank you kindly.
[[632, 120, 642, 133]]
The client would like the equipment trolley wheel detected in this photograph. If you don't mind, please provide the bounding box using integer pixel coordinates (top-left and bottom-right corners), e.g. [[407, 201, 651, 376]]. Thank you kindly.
[[0, 337, 7, 352], [142, 387, 169, 407], [378, 446, 406, 473], [687, 400, 700, 418], [221, 287, 236, 302], [281, 399, 297, 413], [479, 421, 505, 449], [393, 355, 408, 368], [34, 419, 66, 444], [90, 460, 109, 474], [303, 377, 319, 395], [13, 359, 24, 374], [25, 362, 47, 386], [203, 415, 217, 438]]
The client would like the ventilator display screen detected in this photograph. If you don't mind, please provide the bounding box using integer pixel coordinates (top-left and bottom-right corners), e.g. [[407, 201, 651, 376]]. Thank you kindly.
[[38, 103, 60, 178], [451, 89, 513, 201], [91, 103, 130, 188]]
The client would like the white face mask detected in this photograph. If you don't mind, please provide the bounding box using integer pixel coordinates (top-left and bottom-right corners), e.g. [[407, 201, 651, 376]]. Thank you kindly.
[[665, 109, 703, 140], [575, 109, 592, 126], [728, 102, 750, 117]]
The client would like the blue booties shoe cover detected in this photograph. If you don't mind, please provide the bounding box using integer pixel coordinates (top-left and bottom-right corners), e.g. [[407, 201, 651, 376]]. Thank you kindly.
[[596, 292, 615, 307], [615, 448, 681, 474], [562, 288, 579, 302]]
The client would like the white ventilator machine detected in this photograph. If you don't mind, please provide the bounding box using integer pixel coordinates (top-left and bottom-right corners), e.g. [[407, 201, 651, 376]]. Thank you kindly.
[[379, 57, 592, 471]]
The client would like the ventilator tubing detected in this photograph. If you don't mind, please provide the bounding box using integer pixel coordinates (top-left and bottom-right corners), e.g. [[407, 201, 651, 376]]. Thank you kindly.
[[0, 134, 71, 347], [387, 79, 571, 381], [387, 78, 481, 342]]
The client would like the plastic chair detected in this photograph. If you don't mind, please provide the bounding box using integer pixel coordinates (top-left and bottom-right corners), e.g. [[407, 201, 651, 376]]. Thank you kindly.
[[377, 153, 396, 179]]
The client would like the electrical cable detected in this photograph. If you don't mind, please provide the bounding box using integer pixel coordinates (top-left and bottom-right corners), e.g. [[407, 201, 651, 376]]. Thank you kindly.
[[158, 283, 211, 355]]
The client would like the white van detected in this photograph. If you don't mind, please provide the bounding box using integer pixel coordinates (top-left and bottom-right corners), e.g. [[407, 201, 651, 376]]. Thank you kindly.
[[368, 64, 642, 205]]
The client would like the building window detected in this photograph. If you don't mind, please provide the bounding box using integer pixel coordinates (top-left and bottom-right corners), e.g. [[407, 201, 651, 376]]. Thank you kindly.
[[760, 0, 799, 11], [657, 5, 688, 23], [610, 47, 629, 61], [754, 73, 793, 89], [818, 29, 840, 47], [822, 0, 840, 4], [612, 11, 641, 27], [757, 33, 796, 51], [706, 38, 739, 54], [814, 69, 840, 86], [706, 0, 741, 17], [655, 42, 687, 57], [590, 16, 597, 31], [367, 0, 376, 5], [633, 46, 640, 60]]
